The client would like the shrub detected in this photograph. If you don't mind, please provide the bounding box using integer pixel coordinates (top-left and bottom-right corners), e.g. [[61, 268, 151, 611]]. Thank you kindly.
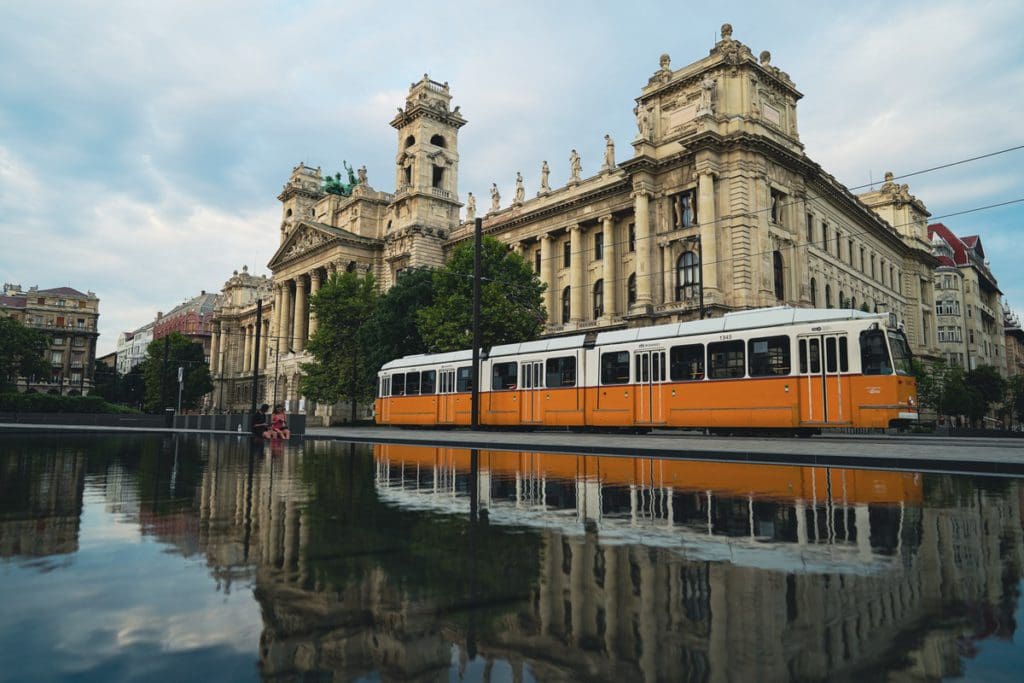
[[0, 392, 137, 414]]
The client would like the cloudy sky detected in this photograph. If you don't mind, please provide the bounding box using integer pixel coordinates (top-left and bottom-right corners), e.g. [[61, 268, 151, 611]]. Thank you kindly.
[[2, 1, 1022, 355]]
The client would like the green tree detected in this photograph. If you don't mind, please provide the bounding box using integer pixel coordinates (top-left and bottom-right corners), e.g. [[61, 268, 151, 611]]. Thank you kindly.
[[418, 236, 546, 352], [363, 267, 435, 377], [1008, 375, 1024, 428], [139, 333, 213, 412], [92, 360, 120, 402], [300, 271, 379, 420], [965, 364, 1006, 426], [0, 316, 50, 391]]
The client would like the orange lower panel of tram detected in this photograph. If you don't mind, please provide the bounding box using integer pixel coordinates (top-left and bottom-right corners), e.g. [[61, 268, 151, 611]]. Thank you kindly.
[[376, 373, 915, 430], [375, 444, 923, 506]]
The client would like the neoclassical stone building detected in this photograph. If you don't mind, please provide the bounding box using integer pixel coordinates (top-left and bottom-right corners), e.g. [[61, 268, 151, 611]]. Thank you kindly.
[[211, 25, 941, 422]]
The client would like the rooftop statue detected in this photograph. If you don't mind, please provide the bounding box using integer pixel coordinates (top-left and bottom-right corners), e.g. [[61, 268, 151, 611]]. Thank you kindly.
[[323, 161, 362, 197]]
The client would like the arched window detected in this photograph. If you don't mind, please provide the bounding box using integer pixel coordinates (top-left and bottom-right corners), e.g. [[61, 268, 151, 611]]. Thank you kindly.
[[839, 290, 845, 308], [825, 284, 832, 308], [810, 277, 817, 306], [404, 135, 416, 148], [773, 251, 784, 300], [593, 280, 604, 318], [430, 134, 446, 148], [850, 296, 857, 310], [561, 286, 571, 324], [286, 208, 292, 218], [627, 273, 637, 306], [676, 251, 700, 301]]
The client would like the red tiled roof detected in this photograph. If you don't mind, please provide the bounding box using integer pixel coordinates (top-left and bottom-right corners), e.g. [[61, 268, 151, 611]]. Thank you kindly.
[[928, 223, 969, 266], [936, 255, 956, 268]]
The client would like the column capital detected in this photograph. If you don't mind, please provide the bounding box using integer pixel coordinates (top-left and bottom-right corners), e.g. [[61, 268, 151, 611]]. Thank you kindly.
[[539, 233, 554, 243], [600, 214, 614, 224], [295, 275, 308, 290], [310, 271, 321, 284], [568, 223, 582, 234]]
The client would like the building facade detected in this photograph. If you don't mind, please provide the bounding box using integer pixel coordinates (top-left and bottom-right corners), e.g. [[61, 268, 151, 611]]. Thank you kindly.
[[0, 283, 100, 394], [1004, 306, 1024, 378], [208, 266, 273, 412], [115, 321, 154, 375], [928, 223, 1005, 373], [212, 25, 942, 422], [153, 291, 219, 361]]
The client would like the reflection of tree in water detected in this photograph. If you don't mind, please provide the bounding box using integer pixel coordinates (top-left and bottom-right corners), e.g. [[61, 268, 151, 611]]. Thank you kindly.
[[255, 445, 542, 681]]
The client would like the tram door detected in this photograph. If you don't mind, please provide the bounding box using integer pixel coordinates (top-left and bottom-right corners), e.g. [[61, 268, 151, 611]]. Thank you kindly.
[[520, 360, 545, 424], [438, 368, 457, 424], [798, 334, 849, 425], [378, 376, 391, 423], [634, 349, 667, 424]]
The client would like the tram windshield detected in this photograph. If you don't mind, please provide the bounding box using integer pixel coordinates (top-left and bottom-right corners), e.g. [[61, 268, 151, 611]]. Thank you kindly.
[[860, 328, 913, 375], [887, 331, 914, 375]]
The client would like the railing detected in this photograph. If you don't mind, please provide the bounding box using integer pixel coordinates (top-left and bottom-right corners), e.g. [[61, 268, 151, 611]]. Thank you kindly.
[[429, 187, 452, 200]]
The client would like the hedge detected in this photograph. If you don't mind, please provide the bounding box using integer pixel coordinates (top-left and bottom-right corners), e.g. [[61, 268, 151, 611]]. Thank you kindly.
[[0, 392, 137, 414]]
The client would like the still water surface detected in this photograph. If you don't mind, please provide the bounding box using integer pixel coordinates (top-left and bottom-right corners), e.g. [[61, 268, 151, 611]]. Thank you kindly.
[[1, 433, 1023, 682]]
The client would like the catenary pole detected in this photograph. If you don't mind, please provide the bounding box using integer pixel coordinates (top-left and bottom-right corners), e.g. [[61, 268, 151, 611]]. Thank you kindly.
[[471, 217, 482, 429]]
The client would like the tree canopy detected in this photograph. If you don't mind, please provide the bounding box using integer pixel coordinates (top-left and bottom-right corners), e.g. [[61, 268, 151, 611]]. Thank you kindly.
[[417, 236, 546, 352], [0, 316, 50, 390], [362, 267, 435, 380], [139, 332, 213, 412], [300, 271, 379, 410]]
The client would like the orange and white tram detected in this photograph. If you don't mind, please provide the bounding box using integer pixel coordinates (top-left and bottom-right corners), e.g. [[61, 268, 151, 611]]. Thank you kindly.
[[375, 307, 918, 433]]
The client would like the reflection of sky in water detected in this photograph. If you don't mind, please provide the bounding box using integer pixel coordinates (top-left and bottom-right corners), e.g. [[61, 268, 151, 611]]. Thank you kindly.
[[962, 581, 1024, 683], [0, 482, 261, 683]]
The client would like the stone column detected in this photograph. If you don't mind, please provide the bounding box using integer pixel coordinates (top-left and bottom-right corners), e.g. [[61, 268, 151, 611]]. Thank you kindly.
[[540, 234, 555, 324], [209, 324, 220, 375], [259, 319, 269, 371], [272, 284, 282, 347], [661, 240, 674, 304], [569, 225, 584, 322], [602, 215, 618, 318], [308, 272, 321, 337], [279, 282, 292, 353], [243, 324, 252, 373], [293, 276, 308, 352], [697, 171, 719, 292], [633, 189, 653, 308]]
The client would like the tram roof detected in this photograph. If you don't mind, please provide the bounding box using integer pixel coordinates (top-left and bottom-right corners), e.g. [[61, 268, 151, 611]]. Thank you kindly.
[[595, 306, 880, 345], [380, 307, 881, 371]]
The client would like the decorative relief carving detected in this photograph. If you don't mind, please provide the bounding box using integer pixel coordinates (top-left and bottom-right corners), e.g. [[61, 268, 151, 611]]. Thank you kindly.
[[283, 229, 330, 260]]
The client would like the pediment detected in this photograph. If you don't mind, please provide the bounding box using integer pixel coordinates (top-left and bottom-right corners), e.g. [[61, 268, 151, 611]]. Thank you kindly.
[[268, 222, 341, 269]]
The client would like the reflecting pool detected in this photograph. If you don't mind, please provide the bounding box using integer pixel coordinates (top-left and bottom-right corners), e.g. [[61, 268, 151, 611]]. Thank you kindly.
[[1, 432, 1023, 682]]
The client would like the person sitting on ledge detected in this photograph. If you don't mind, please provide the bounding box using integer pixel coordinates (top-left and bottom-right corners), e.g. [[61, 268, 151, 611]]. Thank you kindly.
[[252, 404, 271, 439], [271, 405, 291, 440]]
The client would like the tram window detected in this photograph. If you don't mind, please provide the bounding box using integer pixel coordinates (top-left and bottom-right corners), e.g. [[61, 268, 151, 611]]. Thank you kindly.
[[492, 362, 518, 390], [456, 366, 474, 392], [825, 338, 837, 373], [405, 371, 421, 395], [546, 356, 577, 387], [887, 331, 913, 375], [601, 351, 630, 384], [798, 340, 807, 374], [860, 330, 892, 375], [670, 344, 705, 381], [379, 376, 390, 397], [839, 338, 849, 372], [748, 336, 791, 377], [392, 373, 406, 396], [808, 339, 821, 373], [421, 370, 436, 394], [708, 340, 745, 379]]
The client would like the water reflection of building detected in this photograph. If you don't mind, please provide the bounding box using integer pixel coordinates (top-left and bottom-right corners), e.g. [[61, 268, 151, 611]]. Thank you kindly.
[[372, 445, 1024, 681], [0, 447, 85, 559]]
